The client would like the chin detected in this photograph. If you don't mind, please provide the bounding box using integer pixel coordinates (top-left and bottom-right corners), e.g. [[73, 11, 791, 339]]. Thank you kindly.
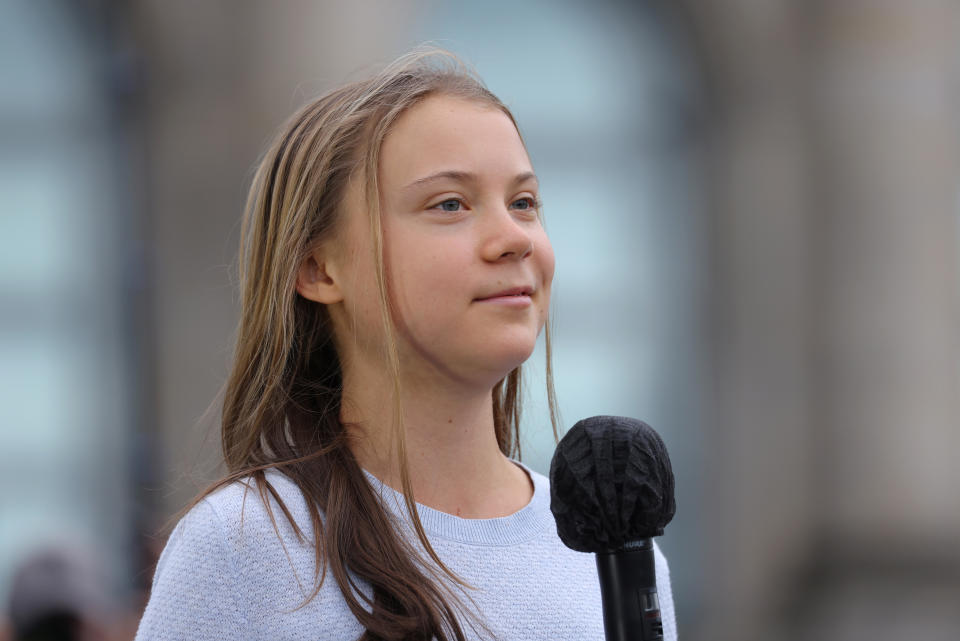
[[472, 342, 537, 384]]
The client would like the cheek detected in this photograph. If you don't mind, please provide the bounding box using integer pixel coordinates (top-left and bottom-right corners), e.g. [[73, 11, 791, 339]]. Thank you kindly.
[[384, 233, 464, 316], [538, 233, 556, 291], [398, 252, 464, 310], [538, 235, 556, 326]]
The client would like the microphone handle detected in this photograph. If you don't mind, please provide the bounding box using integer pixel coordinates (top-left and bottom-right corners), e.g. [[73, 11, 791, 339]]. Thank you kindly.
[[596, 539, 664, 641]]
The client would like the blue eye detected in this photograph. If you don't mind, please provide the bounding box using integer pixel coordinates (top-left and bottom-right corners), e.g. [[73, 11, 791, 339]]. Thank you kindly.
[[512, 197, 540, 211], [435, 199, 462, 212]]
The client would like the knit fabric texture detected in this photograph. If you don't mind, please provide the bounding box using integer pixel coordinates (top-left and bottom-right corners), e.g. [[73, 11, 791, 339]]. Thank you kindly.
[[135, 464, 677, 640]]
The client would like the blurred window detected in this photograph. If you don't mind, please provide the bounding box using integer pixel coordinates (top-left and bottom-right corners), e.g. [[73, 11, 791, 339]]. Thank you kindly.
[[0, 1, 134, 605]]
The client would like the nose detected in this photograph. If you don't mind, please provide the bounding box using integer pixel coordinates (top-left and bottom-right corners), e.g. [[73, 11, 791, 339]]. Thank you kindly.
[[480, 206, 535, 262]]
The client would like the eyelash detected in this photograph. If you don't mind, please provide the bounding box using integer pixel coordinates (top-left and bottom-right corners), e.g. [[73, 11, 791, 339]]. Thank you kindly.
[[430, 197, 542, 212]]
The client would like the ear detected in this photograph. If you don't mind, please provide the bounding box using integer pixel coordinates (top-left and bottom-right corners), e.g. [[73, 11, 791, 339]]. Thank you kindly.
[[296, 248, 344, 304]]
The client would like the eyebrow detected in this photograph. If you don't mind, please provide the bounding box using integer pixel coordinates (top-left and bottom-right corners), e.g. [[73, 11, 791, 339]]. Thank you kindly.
[[402, 170, 538, 191]]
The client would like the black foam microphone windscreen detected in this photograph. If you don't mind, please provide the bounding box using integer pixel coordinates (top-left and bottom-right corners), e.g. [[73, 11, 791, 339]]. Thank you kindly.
[[550, 415, 675, 552]]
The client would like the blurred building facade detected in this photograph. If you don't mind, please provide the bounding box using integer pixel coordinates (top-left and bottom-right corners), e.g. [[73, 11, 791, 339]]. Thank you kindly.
[[685, 2, 960, 639], [1, 1, 958, 639]]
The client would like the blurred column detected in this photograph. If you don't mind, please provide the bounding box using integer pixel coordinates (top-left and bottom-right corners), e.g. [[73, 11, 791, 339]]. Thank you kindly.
[[681, 1, 816, 639], [685, 0, 960, 639], [802, 1, 960, 639]]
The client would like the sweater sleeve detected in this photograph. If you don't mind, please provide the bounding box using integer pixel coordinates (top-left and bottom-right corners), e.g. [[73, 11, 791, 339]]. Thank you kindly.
[[654, 541, 678, 641], [135, 499, 250, 640]]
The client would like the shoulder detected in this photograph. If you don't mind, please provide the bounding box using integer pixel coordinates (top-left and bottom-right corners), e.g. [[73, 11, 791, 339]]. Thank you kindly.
[[195, 471, 312, 542], [136, 485, 256, 639], [174, 472, 323, 596], [137, 472, 364, 641], [153, 472, 312, 567], [148, 472, 312, 588]]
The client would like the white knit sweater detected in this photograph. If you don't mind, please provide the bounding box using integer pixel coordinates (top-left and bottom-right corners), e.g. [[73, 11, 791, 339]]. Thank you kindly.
[[136, 465, 677, 640]]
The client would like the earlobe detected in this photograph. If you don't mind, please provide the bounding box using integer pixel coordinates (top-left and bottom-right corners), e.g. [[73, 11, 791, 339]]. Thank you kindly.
[[296, 251, 344, 304]]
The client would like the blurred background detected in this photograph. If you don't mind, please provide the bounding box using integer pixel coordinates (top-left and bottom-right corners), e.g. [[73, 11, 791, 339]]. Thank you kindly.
[[2, 0, 959, 639]]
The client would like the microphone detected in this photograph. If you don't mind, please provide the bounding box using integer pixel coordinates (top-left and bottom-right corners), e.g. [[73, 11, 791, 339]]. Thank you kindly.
[[549, 416, 676, 641]]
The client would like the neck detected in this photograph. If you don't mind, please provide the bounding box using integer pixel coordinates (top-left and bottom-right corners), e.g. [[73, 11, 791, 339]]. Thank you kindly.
[[339, 357, 533, 518]]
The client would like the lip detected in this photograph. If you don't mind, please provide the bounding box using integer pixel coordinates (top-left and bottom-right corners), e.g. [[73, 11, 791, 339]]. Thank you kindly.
[[475, 286, 534, 300], [474, 286, 535, 306]]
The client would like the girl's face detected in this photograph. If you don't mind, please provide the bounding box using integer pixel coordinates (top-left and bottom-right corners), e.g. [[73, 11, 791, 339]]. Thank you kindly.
[[327, 94, 554, 388]]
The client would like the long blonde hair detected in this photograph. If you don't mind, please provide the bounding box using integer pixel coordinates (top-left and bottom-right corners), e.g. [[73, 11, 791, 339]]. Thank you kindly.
[[211, 48, 558, 640]]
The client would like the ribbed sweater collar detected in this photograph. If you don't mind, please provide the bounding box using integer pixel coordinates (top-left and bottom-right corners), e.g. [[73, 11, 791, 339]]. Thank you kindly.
[[362, 462, 553, 546]]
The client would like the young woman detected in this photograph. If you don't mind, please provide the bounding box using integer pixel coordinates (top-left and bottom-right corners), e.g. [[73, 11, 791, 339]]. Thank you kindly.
[[136, 49, 676, 641]]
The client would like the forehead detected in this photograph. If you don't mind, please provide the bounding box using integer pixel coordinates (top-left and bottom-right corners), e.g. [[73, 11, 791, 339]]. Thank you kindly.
[[379, 94, 532, 184]]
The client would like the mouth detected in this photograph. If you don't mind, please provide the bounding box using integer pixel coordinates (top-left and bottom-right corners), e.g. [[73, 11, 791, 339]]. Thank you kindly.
[[474, 286, 535, 303]]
